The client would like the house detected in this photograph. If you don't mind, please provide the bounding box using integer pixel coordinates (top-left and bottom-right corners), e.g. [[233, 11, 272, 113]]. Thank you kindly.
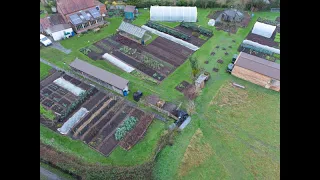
[[219, 9, 244, 22], [118, 21, 147, 44], [124, 5, 136, 20], [231, 52, 280, 91], [69, 58, 129, 95], [150, 6, 197, 22], [40, 14, 74, 41], [56, 0, 107, 33]]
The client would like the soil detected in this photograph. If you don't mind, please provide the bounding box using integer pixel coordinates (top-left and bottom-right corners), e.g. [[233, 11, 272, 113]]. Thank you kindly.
[[246, 33, 279, 47], [175, 81, 191, 92], [162, 102, 177, 114], [228, 46, 232, 49], [145, 95, 160, 105], [215, 22, 238, 34], [58, 98, 71, 108], [204, 61, 209, 64], [56, 88, 69, 96], [40, 94, 45, 102], [64, 93, 77, 102], [62, 74, 72, 81], [78, 83, 92, 91], [207, 10, 222, 19], [174, 26, 206, 47], [217, 59, 224, 64], [238, 47, 276, 61], [42, 99, 55, 108], [49, 93, 62, 102], [40, 71, 63, 88], [222, 47, 226, 50], [51, 104, 64, 114], [225, 52, 229, 55], [69, 78, 82, 86], [213, 68, 219, 72], [47, 84, 60, 91], [240, 12, 251, 27], [87, 50, 103, 60], [211, 52, 215, 56], [112, 51, 165, 81], [216, 46, 219, 49], [82, 92, 106, 110], [41, 88, 53, 97]]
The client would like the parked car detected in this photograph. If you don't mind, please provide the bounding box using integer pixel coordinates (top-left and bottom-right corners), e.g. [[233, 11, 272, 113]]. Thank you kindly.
[[40, 34, 52, 46]]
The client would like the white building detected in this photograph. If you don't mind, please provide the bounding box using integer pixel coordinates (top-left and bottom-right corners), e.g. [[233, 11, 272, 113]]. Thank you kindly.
[[46, 24, 74, 41]]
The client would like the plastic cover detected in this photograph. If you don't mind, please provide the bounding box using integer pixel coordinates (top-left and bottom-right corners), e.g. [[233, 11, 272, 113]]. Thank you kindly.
[[102, 53, 135, 73], [243, 40, 280, 54], [150, 6, 197, 22], [57, 107, 89, 135], [252, 22, 276, 38], [53, 77, 85, 96]]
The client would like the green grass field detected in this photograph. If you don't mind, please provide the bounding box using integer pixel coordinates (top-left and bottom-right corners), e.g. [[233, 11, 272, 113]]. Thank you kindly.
[[40, 62, 52, 80], [40, 8, 280, 179]]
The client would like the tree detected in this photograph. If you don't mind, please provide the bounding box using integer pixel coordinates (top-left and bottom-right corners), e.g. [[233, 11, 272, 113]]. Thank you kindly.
[[186, 0, 191, 6], [192, 0, 197, 6], [189, 56, 199, 77]]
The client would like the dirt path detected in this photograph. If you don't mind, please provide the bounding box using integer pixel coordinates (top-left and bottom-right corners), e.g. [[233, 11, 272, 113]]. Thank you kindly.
[[40, 166, 64, 180]]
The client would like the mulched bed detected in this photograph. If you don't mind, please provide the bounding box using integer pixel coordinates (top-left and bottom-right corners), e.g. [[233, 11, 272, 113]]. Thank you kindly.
[[78, 82, 92, 91], [51, 104, 64, 114], [64, 93, 77, 102], [42, 99, 55, 108], [213, 68, 219, 72], [49, 93, 62, 102], [41, 88, 53, 97], [69, 78, 82, 86], [175, 81, 192, 92], [56, 88, 69, 96], [62, 74, 72, 81], [225, 52, 229, 55], [240, 12, 251, 27], [217, 59, 224, 64], [174, 26, 206, 47], [87, 51, 103, 61], [246, 33, 279, 47], [58, 98, 71, 108], [162, 102, 177, 114], [82, 91, 106, 110], [112, 51, 165, 81], [211, 52, 215, 56]]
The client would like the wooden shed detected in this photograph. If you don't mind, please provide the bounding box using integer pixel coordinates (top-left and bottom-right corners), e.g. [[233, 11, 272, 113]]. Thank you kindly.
[[231, 52, 280, 91]]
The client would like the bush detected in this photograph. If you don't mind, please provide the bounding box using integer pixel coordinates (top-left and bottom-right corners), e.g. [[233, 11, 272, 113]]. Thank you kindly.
[[241, 43, 273, 55], [257, 17, 278, 26], [115, 116, 138, 140]]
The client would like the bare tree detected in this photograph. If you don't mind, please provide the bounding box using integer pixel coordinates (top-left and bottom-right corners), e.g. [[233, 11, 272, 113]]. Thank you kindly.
[[186, 0, 191, 6], [192, 0, 197, 6]]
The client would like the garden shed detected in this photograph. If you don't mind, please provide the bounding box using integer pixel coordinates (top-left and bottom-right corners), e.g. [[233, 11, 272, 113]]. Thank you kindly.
[[231, 52, 280, 91], [70, 58, 129, 95], [220, 9, 244, 22], [118, 21, 147, 44], [252, 22, 276, 38], [150, 6, 197, 22], [46, 24, 73, 41], [124, 5, 136, 20]]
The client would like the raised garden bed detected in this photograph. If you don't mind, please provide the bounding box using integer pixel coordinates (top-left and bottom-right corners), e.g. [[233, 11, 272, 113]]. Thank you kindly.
[[217, 59, 224, 64], [175, 81, 192, 92], [213, 68, 219, 72]]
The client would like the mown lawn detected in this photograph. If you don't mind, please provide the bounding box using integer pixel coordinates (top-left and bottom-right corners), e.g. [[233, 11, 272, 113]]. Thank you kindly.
[[40, 7, 280, 179], [40, 62, 52, 80]]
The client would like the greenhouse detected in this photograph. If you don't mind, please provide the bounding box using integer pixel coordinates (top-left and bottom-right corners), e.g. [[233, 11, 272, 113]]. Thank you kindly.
[[150, 6, 197, 22], [57, 107, 89, 135], [243, 40, 280, 54], [252, 22, 276, 38], [118, 21, 147, 44]]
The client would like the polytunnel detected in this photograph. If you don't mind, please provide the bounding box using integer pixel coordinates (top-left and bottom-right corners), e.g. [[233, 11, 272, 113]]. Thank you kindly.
[[150, 6, 197, 22]]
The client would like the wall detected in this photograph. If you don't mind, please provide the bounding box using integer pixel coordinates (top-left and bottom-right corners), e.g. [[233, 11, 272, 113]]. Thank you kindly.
[[232, 65, 280, 92], [51, 28, 74, 41]]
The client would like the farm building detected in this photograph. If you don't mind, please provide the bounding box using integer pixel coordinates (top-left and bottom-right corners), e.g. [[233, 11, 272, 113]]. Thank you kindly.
[[46, 24, 74, 41], [118, 21, 147, 44], [56, 0, 107, 33], [150, 6, 197, 22], [252, 22, 276, 38], [218, 9, 244, 22], [124, 5, 136, 20], [231, 52, 280, 91], [69, 58, 129, 95]]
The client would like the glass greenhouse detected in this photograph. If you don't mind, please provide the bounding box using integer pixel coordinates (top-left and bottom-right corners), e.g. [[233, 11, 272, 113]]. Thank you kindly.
[[150, 6, 197, 22]]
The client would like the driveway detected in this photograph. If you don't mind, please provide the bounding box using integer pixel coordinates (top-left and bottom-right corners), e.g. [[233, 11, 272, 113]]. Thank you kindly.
[[48, 37, 72, 54]]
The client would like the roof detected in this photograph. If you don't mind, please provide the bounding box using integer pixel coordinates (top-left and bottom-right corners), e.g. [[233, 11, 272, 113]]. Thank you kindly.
[[48, 14, 66, 25], [47, 24, 72, 34], [40, 17, 52, 30], [70, 58, 129, 90], [124, 5, 136, 12], [118, 21, 146, 39], [222, 9, 244, 17], [68, 7, 101, 25], [234, 52, 280, 80], [56, 0, 95, 15]]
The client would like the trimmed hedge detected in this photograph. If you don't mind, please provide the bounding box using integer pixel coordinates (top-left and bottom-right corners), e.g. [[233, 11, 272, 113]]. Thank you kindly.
[[180, 22, 213, 37], [241, 43, 273, 56], [146, 21, 190, 40]]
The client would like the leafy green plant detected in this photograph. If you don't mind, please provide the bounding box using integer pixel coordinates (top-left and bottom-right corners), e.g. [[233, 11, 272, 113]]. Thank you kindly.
[[115, 116, 138, 141], [189, 56, 200, 77], [131, 70, 158, 84], [88, 45, 103, 53], [142, 55, 164, 70], [79, 47, 92, 55], [40, 104, 55, 120], [180, 22, 213, 37], [257, 17, 278, 26]]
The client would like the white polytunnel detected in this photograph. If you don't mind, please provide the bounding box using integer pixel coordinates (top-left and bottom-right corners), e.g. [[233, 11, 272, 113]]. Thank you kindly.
[[251, 22, 276, 38], [57, 107, 89, 135], [150, 6, 197, 22], [102, 53, 135, 73], [243, 40, 280, 54]]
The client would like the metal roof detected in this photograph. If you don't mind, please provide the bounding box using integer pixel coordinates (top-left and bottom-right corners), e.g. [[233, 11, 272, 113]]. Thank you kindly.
[[124, 5, 136, 12], [46, 24, 72, 34], [118, 21, 146, 39], [234, 52, 280, 80], [69, 58, 129, 90]]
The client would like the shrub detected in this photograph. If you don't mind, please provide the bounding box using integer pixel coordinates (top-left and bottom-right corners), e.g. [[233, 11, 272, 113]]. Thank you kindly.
[[180, 22, 213, 37], [115, 116, 138, 141]]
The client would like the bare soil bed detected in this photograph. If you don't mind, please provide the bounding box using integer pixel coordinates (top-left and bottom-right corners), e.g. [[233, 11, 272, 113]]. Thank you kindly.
[[246, 33, 279, 47], [175, 81, 192, 92], [238, 47, 276, 62], [174, 26, 207, 47]]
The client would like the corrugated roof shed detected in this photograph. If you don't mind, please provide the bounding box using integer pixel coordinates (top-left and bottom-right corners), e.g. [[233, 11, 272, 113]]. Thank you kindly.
[[57, 0, 95, 15], [40, 17, 52, 30], [46, 24, 72, 34], [118, 21, 146, 39], [70, 58, 129, 90], [124, 5, 136, 12], [235, 52, 280, 80]]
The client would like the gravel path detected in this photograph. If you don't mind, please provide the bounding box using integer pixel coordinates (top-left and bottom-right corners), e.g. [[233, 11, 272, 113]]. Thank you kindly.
[[48, 37, 72, 54]]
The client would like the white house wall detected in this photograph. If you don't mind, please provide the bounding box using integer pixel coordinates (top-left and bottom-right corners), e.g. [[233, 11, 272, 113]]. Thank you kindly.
[[51, 28, 74, 41]]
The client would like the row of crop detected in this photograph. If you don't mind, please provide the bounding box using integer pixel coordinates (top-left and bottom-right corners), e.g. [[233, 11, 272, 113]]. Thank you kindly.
[[240, 43, 273, 55], [115, 116, 138, 141], [145, 21, 190, 40], [59, 87, 95, 121], [180, 22, 213, 37], [257, 17, 278, 26], [131, 70, 158, 85]]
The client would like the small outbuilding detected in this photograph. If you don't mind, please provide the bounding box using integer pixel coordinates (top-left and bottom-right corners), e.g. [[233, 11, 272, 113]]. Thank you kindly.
[[70, 58, 129, 95], [46, 24, 73, 41], [124, 5, 136, 20], [231, 52, 280, 91], [118, 21, 147, 44], [219, 9, 244, 22]]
